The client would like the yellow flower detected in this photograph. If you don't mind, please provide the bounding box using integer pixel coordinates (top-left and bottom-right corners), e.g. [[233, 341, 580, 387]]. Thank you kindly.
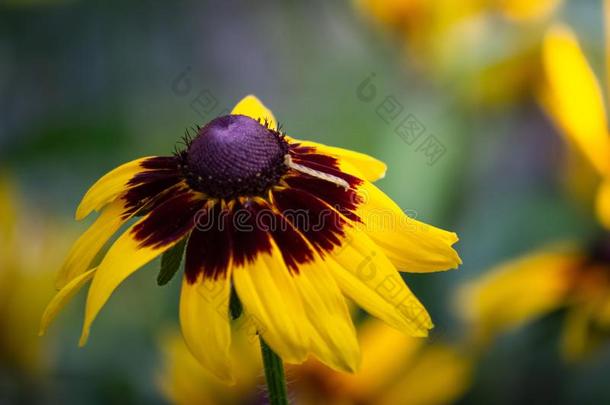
[[156, 320, 472, 405], [0, 175, 67, 376], [156, 330, 261, 405], [41, 95, 461, 383], [458, 240, 610, 360], [540, 13, 610, 229], [356, 0, 562, 105], [292, 319, 472, 405]]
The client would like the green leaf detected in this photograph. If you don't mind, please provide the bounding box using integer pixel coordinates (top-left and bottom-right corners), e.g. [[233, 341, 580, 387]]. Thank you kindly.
[[229, 286, 242, 320], [157, 238, 187, 286]]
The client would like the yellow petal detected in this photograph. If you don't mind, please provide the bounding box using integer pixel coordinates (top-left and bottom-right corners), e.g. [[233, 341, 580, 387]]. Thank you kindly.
[[76, 156, 155, 220], [230, 95, 277, 129], [292, 138, 387, 182], [295, 256, 360, 372], [596, 179, 610, 229], [56, 199, 128, 289], [39, 268, 96, 336], [179, 275, 234, 384], [80, 218, 190, 346], [232, 241, 311, 364], [355, 178, 461, 272], [542, 24, 610, 175], [458, 248, 578, 345], [330, 226, 433, 336]]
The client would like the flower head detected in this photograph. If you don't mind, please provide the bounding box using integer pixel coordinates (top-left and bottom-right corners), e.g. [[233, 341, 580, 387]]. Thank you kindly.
[[458, 235, 610, 360], [41, 95, 461, 383]]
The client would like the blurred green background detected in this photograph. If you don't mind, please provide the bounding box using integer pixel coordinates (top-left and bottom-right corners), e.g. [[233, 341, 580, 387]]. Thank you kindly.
[[2, 0, 610, 404]]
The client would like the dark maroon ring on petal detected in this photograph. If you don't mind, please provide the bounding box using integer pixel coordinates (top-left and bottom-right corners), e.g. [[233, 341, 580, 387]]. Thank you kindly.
[[284, 174, 363, 223], [248, 200, 314, 274], [131, 190, 203, 250], [139, 156, 182, 171], [122, 156, 183, 218], [185, 203, 234, 282], [289, 144, 340, 169], [272, 187, 347, 255], [230, 200, 273, 268]]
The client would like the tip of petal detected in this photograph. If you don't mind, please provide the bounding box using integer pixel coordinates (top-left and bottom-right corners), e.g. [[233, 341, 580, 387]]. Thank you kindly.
[[75, 205, 88, 221], [78, 329, 90, 347]]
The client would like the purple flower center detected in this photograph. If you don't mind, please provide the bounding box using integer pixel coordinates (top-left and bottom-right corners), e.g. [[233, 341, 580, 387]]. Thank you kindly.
[[184, 114, 289, 198]]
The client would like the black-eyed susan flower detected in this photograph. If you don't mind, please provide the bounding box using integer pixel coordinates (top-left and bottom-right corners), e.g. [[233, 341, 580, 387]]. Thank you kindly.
[[40, 95, 460, 386]]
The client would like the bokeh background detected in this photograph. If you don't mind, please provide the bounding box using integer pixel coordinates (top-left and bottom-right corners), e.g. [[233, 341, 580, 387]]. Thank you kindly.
[[2, 0, 610, 404]]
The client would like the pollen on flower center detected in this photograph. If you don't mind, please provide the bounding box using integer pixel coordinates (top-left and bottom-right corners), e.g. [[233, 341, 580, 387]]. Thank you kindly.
[[182, 114, 289, 198]]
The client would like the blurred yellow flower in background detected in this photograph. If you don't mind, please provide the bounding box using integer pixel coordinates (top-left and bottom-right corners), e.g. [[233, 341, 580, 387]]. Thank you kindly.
[[293, 319, 472, 405], [157, 319, 472, 405], [458, 239, 610, 360], [0, 175, 70, 378], [457, 0, 610, 365], [356, 0, 562, 106], [540, 10, 610, 229], [157, 329, 262, 405]]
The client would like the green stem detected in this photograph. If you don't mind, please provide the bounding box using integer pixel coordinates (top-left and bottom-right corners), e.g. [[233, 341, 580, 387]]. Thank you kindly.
[[259, 337, 289, 405]]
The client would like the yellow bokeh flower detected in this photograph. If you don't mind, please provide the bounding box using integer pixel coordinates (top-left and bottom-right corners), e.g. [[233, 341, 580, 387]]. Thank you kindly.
[[0, 175, 69, 376], [157, 319, 472, 405], [458, 239, 610, 360], [356, 0, 562, 106], [293, 319, 472, 405]]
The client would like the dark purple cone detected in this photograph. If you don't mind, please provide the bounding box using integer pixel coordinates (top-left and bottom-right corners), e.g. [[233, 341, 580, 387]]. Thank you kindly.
[[184, 114, 288, 198]]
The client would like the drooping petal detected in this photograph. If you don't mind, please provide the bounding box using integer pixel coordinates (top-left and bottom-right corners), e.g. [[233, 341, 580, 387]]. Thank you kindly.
[[76, 156, 181, 220], [289, 154, 460, 272], [39, 268, 96, 336], [293, 253, 360, 372], [76, 157, 155, 220], [231, 95, 277, 129], [355, 179, 461, 272], [55, 199, 128, 289], [179, 274, 233, 383], [232, 240, 311, 364], [542, 24, 610, 176], [80, 192, 202, 345], [329, 226, 433, 337], [290, 140, 387, 182], [458, 248, 579, 345]]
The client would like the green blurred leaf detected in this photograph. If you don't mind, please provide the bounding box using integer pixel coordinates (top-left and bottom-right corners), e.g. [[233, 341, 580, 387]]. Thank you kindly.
[[157, 238, 187, 286]]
